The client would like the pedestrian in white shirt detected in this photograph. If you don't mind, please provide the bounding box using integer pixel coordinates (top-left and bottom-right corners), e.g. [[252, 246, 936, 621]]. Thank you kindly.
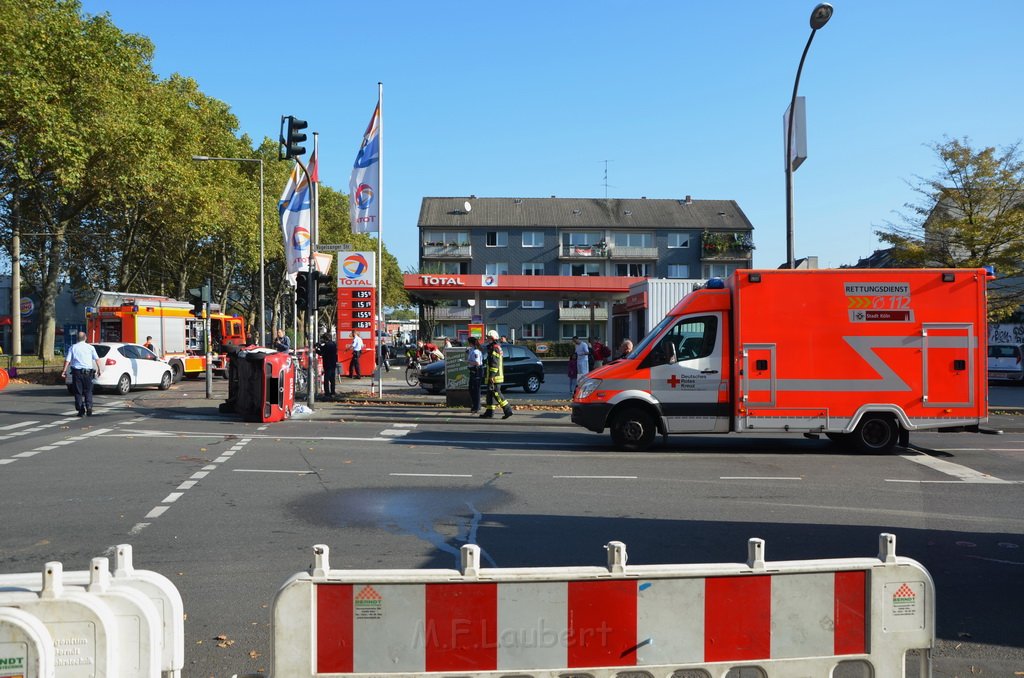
[[573, 335, 590, 378], [348, 330, 364, 379], [60, 331, 103, 417]]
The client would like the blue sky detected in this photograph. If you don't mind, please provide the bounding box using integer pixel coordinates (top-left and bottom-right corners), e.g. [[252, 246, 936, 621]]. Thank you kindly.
[[80, 0, 1024, 272]]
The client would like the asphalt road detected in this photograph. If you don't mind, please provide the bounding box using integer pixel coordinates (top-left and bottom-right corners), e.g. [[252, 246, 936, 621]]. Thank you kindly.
[[0, 377, 1021, 677]]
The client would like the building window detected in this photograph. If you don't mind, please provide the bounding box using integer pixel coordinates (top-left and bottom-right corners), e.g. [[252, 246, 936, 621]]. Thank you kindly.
[[668, 264, 690, 278], [561, 324, 601, 340], [486, 231, 508, 247], [561, 231, 602, 246], [615, 263, 650, 277], [612, 232, 653, 248], [522, 323, 544, 339], [485, 262, 509, 276], [522, 231, 543, 247], [702, 262, 742, 279], [436, 261, 468, 275], [424, 230, 469, 246], [522, 300, 544, 309], [561, 262, 602, 276], [668, 232, 690, 248], [522, 262, 544, 275], [485, 299, 509, 308]]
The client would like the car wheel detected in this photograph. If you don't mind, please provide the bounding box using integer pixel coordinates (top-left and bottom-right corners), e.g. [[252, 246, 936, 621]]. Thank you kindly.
[[116, 373, 131, 395], [158, 371, 172, 390], [523, 374, 541, 393], [610, 407, 657, 451], [851, 414, 899, 453], [169, 360, 184, 383]]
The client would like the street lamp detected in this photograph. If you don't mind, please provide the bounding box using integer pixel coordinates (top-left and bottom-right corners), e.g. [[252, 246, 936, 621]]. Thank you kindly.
[[784, 2, 833, 269], [192, 155, 266, 345]]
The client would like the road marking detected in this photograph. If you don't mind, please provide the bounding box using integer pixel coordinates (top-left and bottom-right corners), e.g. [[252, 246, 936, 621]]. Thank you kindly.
[[129, 523, 149, 535], [177, 480, 197, 490], [394, 423, 418, 428], [233, 469, 316, 474], [720, 476, 803, 480], [0, 459, 14, 465], [145, 506, 169, 519], [898, 453, 1011, 484], [389, 472, 473, 478], [381, 429, 411, 436], [33, 445, 58, 451], [12, 451, 41, 458], [553, 475, 638, 479], [0, 421, 39, 431], [162, 492, 184, 503], [191, 471, 209, 479]]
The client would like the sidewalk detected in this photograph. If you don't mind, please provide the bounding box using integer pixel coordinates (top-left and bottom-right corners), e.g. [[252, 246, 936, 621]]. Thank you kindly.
[[312, 369, 573, 427]]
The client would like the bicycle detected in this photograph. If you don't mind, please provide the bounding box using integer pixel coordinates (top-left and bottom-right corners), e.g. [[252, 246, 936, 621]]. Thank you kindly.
[[404, 357, 421, 387]]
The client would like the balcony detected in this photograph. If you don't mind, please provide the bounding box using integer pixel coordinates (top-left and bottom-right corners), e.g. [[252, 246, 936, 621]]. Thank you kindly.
[[700, 248, 754, 261], [427, 306, 472, 320], [700, 232, 755, 260], [608, 246, 658, 260], [559, 244, 609, 259], [422, 243, 472, 259], [558, 305, 609, 321]]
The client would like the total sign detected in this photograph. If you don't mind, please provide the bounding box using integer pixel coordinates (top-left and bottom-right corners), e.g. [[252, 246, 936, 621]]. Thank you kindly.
[[337, 251, 375, 287]]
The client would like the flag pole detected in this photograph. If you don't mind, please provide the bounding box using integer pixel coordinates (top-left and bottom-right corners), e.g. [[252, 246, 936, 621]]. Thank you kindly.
[[376, 82, 384, 398]]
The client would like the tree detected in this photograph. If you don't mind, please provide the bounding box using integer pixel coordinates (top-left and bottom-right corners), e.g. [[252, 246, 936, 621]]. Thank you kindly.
[[877, 137, 1024, 319]]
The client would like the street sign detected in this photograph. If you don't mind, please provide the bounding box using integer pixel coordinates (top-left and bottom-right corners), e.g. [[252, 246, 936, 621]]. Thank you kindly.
[[316, 243, 350, 252]]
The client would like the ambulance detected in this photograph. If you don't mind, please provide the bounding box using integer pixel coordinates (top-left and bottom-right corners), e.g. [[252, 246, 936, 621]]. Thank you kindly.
[[572, 268, 989, 452], [85, 291, 247, 381]]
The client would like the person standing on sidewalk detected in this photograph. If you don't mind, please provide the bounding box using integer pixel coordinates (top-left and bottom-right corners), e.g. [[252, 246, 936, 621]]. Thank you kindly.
[[467, 335, 483, 414], [60, 331, 102, 417], [317, 333, 338, 397], [348, 330, 364, 379], [480, 330, 513, 419]]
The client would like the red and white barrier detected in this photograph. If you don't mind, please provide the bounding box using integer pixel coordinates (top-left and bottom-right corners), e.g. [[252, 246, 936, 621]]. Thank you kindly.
[[271, 534, 934, 678]]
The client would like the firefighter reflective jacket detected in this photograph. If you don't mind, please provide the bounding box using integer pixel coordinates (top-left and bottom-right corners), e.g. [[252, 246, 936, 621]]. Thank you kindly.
[[485, 341, 504, 384]]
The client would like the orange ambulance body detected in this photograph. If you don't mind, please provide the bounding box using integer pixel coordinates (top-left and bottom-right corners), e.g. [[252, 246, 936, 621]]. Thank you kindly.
[[572, 269, 988, 451]]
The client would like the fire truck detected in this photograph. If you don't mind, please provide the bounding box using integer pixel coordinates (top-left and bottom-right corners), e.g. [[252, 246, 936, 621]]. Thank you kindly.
[[573, 268, 989, 452], [85, 291, 248, 382]]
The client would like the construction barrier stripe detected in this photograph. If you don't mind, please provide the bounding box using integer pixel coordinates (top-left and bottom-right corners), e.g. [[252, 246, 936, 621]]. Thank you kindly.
[[314, 572, 868, 673]]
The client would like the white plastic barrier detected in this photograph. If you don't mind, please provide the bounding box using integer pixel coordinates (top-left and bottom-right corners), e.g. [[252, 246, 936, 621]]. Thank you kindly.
[[0, 562, 120, 677], [0, 607, 55, 678], [0, 545, 183, 678], [270, 533, 934, 678]]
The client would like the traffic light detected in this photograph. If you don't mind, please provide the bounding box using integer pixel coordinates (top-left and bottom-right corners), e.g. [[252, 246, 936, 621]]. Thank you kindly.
[[295, 271, 309, 305], [188, 281, 211, 317], [315, 271, 335, 309], [279, 115, 307, 160]]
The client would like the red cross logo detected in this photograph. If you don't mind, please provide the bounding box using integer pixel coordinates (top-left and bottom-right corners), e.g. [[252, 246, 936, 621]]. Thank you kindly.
[[667, 375, 681, 388]]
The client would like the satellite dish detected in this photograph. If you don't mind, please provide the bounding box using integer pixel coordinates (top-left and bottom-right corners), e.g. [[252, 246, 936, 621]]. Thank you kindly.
[[464, 201, 472, 213]]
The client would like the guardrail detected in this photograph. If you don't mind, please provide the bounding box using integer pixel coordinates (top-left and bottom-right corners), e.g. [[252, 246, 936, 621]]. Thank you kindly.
[[268, 533, 934, 678]]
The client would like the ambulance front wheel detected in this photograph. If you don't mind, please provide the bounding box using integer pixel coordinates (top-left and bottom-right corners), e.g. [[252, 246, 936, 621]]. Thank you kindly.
[[610, 407, 657, 451], [852, 414, 899, 454]]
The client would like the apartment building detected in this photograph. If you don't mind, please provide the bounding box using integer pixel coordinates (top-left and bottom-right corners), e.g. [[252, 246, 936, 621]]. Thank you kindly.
[[413, 196, 755, 342]]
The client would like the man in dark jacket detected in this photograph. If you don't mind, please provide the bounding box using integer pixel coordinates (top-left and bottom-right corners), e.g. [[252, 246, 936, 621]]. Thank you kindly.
[[317, 333, 338, 397]]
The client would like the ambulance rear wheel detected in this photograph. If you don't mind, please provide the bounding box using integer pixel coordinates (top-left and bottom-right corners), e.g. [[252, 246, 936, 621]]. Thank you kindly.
[[611, 407, 657, 451], [852, 414, 899, 453]]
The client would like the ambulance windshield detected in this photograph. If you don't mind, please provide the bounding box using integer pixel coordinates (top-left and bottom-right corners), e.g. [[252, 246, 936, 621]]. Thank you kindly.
[[631, 316, 676, 358]]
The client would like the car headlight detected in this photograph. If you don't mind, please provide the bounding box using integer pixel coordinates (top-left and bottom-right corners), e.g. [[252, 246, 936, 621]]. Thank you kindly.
[[576, 378, 601, 399]]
